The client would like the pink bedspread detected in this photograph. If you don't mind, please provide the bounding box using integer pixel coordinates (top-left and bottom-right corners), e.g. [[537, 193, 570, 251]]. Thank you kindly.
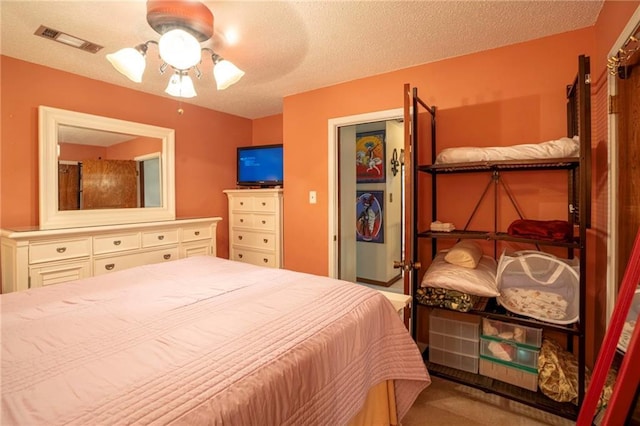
[[1, 256, 430, 425]]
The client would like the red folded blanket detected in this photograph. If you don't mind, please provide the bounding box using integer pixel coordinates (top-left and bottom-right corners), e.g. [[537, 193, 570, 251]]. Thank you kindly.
[[507, 219, 573, 242]]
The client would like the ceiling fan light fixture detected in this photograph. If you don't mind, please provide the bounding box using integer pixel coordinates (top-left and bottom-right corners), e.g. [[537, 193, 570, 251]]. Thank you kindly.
[[165, 71, 197, 98], [213, 58, 245, 90], [107, 0, 243, 98], [158, 29, 202, 70], [106, 44, 148, 83]]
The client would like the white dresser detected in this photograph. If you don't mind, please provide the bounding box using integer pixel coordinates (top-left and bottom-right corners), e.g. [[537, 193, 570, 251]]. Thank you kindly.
[[0, 217, 221, 293], [223, 189, 283, 268]]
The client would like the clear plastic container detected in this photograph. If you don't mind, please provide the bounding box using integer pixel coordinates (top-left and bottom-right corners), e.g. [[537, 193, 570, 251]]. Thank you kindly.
[[429, 347, 479, 374], [482, 318, 542, 348], [429, 309, 480, 341], [480, 337, 540, 370]]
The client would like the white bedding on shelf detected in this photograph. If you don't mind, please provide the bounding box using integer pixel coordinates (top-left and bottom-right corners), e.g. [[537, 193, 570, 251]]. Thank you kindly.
[[1, 256, 430, 425], [434, 136, 579, 164]]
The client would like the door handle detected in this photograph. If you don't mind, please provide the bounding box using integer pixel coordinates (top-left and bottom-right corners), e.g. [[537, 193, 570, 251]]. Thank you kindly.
[[393, 260, 421, 271]]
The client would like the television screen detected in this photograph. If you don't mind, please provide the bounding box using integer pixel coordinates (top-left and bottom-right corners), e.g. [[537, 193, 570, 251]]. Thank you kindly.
[[237, 144, 283, 187]]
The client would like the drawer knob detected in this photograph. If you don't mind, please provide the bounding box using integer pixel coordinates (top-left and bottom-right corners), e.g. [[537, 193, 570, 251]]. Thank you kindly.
[[158, 235, 164, 240], [261, 220, 266, 224], [56, 247, 67, 253], [240, 219, 244, 223], [105, 263, 115, 270], [238, 235, 243, 240], [238, 254, 243, 259], [263, 238, 268, 243], [240, 201, 244, 206], [163, 254, 171, 260], [262, 202, 266, 206], [263, 258, 268, 263], [194, 231, 200, 236], [113, 240, 121, 246]]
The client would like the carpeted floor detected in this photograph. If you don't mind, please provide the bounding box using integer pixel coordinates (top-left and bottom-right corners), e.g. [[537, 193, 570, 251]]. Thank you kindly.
[[403, 376, 575, 426]]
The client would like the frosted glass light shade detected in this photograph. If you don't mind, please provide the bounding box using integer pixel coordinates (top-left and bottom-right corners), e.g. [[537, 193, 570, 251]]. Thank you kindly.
[[213, 59, 245, 90], [158, 29, 202, 70], [165, 73, 197, 98], [106, 48, 146, 83]]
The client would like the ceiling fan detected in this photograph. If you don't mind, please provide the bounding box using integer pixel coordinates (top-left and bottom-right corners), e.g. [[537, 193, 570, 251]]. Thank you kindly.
[[107, 0, 244, 98]]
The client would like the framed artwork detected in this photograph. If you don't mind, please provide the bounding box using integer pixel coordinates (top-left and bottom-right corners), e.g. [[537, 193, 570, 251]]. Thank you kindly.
[[356, 191, 384, 243], [356, 130, 385, 183]]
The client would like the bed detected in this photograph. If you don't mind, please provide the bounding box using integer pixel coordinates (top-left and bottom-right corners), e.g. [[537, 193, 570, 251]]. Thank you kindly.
[[1, 256, 430, 425]]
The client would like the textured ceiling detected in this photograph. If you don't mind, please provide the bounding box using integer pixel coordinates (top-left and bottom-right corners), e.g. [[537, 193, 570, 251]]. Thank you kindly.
[[0, 1, 604, 119]]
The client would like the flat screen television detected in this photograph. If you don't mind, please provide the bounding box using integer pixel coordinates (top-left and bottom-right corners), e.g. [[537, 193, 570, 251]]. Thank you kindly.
[[236, 144, 284, 187]]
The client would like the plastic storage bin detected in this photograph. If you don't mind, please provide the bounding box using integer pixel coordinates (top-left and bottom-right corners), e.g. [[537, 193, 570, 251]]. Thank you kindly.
[[429, 309, 481, 373], [480, 336, 539, 371], [430, 347, 479, 373], [430, 309, 480, 341], [479, 358, 538, 391], [482, 318, 542, 348]]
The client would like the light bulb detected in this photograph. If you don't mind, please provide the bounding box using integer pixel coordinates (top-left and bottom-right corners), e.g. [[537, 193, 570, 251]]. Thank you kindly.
[[158, 29, 202, 70]]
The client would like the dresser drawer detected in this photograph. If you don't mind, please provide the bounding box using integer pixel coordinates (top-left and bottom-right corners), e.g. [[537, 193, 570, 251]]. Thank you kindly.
[[142, 229, 179, 247], [182, 226, 212, 242], [94, 247, 178, 275], [29, 238, 91, 264], [252, 197, 276, 212], [232, 213, 253, 228], [29, 260, 91, 287], [230, 196, 277, 213], [231, 197, 253, 211], [232, 249, 277, 268], [231, 230, 276, 251], [93, 233, 140, 255], [252, 214, 275, 230], [181, 242, 211, 257]]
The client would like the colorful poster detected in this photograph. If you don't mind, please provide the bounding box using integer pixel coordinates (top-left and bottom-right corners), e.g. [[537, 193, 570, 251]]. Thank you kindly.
[[356, 131, 385, 183], [356, 191, 384, 243]]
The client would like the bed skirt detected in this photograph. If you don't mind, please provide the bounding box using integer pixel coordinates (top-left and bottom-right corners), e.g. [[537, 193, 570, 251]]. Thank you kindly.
[[348, 380, 399, 426]]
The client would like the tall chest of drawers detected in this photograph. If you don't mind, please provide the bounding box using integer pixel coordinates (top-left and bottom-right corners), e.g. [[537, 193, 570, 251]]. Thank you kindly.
[[223, 189, 283, 268]]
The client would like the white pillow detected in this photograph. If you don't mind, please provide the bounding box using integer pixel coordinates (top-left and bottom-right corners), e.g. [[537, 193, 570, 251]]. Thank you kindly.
[[444, 240, 483, 269], [421, 252, 499, 297]]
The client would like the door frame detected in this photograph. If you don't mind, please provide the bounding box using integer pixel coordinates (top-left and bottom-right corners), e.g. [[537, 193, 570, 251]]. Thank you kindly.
[[606, 6, 640, 325], [327, 108, 404, 279]]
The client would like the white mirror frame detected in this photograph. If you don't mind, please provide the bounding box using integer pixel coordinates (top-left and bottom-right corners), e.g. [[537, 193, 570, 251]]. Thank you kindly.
[[39, 106, 175, 230]]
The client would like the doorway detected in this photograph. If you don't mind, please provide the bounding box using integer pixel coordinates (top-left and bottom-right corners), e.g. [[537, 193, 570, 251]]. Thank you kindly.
[[327, 108, 405, 293]]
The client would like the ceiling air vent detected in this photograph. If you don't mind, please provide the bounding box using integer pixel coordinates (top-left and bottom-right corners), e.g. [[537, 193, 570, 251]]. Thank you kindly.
[[34, 25, 103, 53]]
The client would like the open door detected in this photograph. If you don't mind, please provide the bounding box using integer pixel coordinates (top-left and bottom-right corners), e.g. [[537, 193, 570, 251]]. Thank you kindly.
[[394, 84, 415, 329], [82, 159, 137, 209]]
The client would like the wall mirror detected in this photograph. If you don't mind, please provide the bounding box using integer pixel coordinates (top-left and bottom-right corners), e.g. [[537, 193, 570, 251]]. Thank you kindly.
[[39, 106, 175, 229]]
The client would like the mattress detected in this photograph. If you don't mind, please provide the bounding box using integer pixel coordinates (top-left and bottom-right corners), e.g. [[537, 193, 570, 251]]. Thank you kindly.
[[1, 256, 430, 425], [434, 136, 579, 165]]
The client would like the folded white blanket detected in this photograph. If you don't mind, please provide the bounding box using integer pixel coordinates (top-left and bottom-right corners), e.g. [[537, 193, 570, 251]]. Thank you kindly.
[[435, 136, 579, 164]]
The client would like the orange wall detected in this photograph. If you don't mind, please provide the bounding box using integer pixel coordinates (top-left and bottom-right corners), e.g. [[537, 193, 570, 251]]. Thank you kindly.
[[252, 114, 283, 145], [59, 143, 106, 161], [108, 136, 164, 160], [282, 28, 594, 276], [0, 56, 253, 257]]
